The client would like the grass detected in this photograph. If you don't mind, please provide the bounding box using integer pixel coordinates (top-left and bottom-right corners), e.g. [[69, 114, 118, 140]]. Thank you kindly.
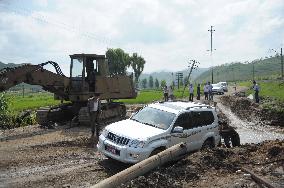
[[5, 81, 283, 110], [5, 92, 61, 112], [238, 81, 284, 101]]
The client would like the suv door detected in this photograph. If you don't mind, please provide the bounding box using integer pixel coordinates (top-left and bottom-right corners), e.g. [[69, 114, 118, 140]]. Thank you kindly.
[[170, 112, 196, 150], [191, 110, 215, 149]]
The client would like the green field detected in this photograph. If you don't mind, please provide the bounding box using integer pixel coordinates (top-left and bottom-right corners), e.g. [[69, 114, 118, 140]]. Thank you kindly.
[[3, 88, 191, 112], [239, 81, 284, 101], [3, 81, 284, 112], [5, 92, 61, 112]]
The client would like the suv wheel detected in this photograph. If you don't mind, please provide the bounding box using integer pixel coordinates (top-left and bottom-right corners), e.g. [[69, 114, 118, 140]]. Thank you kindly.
[[149, 148, 164, 157], [201, 139, 213, 150]]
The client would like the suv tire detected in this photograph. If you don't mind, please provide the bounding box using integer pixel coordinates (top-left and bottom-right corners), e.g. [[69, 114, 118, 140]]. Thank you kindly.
[[149, 148, 165, 157], [201, 139, 213, 150]]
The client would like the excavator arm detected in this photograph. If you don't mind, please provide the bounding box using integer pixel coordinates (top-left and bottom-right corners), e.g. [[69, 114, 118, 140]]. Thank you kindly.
[[0, 61, 70, 100]]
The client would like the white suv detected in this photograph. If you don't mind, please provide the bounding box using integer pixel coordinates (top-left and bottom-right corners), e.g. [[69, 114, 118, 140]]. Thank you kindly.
[[97, 101, 220, 163]]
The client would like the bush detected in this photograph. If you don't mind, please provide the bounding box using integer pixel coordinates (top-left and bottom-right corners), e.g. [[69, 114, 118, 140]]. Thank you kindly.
[[0, 94, 36, 129], [0, 93, 9, 112]]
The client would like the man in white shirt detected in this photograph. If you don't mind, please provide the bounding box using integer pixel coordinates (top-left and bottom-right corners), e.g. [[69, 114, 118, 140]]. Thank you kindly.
[[204, 83, 209, 100], [208, 82, 213, 100], [88, 94, 101, 145]]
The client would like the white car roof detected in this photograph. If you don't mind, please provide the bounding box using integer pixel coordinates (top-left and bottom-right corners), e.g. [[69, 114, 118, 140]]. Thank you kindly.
[[148, 101, 213, 114]]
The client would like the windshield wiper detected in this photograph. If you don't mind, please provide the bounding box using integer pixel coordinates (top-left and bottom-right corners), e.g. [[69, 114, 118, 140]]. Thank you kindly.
[[143, 122, 156, 128], [131, 118, 141, 123], [131, 118, 157, 128]]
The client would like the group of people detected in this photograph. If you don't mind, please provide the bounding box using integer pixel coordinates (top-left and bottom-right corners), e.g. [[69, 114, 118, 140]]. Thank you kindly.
[[188, 82, 214, 102], [162, 82, 215, 102]]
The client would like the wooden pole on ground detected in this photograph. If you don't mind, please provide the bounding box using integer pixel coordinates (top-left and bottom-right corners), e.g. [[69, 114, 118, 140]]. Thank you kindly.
[[92, 143, 187, 188]]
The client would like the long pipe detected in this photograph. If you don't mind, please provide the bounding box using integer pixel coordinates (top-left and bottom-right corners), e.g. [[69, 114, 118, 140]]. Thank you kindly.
[[92, 143, 187, 188], [241, 168, 276, 188]]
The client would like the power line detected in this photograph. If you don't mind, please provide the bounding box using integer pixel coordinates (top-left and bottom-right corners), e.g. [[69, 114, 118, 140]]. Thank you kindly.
[[0, 2, 111, 45]]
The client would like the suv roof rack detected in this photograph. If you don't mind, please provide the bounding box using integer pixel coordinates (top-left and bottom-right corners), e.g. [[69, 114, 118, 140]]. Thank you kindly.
[[186, 105, 213, 110]]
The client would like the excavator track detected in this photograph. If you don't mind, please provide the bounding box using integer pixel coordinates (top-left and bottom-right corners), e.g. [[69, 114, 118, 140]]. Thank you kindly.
[[36, 104, 74, 126], [78, 103, 126, 126]]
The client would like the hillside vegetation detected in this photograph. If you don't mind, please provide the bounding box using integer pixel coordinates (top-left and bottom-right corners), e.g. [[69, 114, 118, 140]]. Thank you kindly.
[[195, 56, 282, 83]]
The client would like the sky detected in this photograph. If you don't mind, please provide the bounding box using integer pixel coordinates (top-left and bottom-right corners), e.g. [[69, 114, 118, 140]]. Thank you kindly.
[[0, 0, 284, 74]]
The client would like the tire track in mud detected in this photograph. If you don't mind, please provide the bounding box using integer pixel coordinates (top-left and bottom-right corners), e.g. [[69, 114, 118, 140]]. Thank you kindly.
[[217, 103, 284, 144]]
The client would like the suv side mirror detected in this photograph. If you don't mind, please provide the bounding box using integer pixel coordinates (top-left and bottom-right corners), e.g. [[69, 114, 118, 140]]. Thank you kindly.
[[172, 126, 183, 133]]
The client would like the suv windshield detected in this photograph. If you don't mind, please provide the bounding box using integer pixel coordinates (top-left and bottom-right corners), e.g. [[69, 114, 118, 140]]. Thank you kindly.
[[131, 107, 176, 130]]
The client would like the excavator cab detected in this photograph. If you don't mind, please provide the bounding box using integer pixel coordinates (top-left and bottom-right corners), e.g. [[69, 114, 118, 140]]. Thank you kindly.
[[69, 54, 109, 93]]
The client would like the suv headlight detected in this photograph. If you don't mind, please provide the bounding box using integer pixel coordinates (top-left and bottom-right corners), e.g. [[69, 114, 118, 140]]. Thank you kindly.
[[129, 139, 146, 148], [101, 129, 108, 137]]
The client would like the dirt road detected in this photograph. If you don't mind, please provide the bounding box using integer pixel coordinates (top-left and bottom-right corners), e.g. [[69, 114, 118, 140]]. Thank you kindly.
[[0, 125, 130, 188], [0, 88, 283, 188]]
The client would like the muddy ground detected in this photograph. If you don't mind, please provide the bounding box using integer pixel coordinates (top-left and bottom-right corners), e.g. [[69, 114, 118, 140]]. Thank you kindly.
[[0, 88, 283, 188]]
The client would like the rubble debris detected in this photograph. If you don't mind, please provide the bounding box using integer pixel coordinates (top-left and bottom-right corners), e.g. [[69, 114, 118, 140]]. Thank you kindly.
[[119, 140, 283, 188], [220, 95, 284, 127]]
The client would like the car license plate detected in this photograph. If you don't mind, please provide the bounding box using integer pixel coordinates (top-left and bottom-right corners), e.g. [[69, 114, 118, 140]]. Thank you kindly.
[[105, 145, 120, 155]]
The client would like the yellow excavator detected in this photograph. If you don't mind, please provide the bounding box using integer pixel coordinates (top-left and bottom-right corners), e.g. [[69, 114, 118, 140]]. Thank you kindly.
[[0, 54, 137, 126]]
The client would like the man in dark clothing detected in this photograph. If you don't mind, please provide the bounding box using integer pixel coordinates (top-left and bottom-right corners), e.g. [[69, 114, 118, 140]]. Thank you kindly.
[[163, 86, 168, 101], [189, 84, 194, 102], [219, 120, 240, 148], [252, 80, 260, 103], [196, 84, 201, 100]]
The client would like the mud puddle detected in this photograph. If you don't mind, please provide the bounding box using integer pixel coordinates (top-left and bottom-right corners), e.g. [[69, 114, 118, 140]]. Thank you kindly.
[[218, 103, 284, 144]]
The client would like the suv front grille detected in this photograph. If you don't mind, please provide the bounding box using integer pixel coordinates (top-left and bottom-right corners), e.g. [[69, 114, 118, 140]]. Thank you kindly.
[[107, 132, 130, 146]]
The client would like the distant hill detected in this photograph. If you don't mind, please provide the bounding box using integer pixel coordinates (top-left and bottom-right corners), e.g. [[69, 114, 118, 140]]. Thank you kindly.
[[194, 56, 283, 83], [0, 61, 20, 69], [139, 67, 209, 87]]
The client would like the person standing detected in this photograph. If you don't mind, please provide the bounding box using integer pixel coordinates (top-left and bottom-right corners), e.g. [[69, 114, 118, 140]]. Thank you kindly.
[[208, 82, 213, 100], [168, 86, 174, 101], [234, 82, 237, 91], [196, 83, 201, 100], [204, 83, 208, 100], [189, 84, 194, 102], [252, 80, 260, 103], [163, 86, 169, 101], [88, 94, 101, 145]]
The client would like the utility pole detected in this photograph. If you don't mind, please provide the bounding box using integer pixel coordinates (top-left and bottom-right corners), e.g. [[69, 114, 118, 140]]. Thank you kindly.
[[281, 47, 283, 79], [252, 61, 255, 81], [22, 84, 25, 98], [208, 26, 215, 83], [182, 60, 200, 97], [270, 47, 283, 79]]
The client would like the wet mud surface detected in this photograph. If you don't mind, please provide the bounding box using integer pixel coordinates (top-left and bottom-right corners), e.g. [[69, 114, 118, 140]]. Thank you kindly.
[[121, 140, 283, 188], [0, 93, 283, 187]]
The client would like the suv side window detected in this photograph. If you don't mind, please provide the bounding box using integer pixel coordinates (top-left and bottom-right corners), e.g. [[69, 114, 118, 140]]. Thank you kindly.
[[192, 111, 214, 127], [174, 113, 192, 130], [203, 111, 215, 125]]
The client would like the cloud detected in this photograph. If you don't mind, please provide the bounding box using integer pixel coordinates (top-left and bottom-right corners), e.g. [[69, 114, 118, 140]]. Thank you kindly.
[[0, 0, 283, 74]]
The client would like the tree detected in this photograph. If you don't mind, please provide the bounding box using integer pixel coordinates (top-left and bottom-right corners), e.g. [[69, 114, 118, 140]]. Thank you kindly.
[[106, 48, 131, 75], [130, 53, 146, 84], [155, 78, 159, 88], [141, 78, 147, 89], [149, 76, 154, 88], [160, 79, 166, 88]]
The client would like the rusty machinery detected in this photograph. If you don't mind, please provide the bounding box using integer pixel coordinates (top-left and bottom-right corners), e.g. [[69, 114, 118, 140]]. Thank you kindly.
[[0, 54, 137, 125]]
